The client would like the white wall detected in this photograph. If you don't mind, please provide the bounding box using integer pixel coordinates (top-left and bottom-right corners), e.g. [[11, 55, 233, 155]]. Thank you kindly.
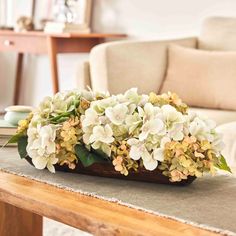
[[1, 0, 236, 111]]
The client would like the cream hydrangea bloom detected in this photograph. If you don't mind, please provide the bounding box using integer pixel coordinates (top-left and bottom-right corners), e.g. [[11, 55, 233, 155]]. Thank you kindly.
[[81, 108, 100, 127], [86, 124, 114, 156], [138, 103, 160, 122], [139, 119, 164, 141], [91, 97, 117, 115], [189, 115, 216, 142], [26, 124, 58, 173], [159, 105, 185, 140], [105, 104, 128, 125], [89, 124, 114, 144], [125, 113, 142, 134], [152, 137, 171, 162], [128, 138, 158, 170]]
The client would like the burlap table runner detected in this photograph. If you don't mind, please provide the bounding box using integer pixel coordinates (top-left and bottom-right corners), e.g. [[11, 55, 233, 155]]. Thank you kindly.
[[0, 148, 235, 235]]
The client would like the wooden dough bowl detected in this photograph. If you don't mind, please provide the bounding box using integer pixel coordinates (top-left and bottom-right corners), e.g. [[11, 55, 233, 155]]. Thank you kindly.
[[25, 157, 196, 186]]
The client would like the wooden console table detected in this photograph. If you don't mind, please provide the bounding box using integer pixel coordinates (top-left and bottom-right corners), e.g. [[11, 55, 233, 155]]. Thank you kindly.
[[0, 30, 126, 104], [0, 171, 219, 236]]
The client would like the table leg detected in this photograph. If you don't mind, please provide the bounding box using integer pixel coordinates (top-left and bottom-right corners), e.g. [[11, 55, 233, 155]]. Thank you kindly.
[[47, 37, 59, 94], [14, 53, 24, 105], [0, 201, 42, 236]]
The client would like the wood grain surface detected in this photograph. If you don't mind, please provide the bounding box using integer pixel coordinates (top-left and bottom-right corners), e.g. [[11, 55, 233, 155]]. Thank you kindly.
[[0, 30, 127, 38], [0, 201, 42, 236], [0, 171, 220, 236], [25, 156, 196, 186]]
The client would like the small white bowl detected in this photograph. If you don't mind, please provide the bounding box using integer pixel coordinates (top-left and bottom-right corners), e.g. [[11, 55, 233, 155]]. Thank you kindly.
[[4, 105, 33, 126]]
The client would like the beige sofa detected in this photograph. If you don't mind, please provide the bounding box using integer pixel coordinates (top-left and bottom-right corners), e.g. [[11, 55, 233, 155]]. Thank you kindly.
[[77, 16, 236, 125]]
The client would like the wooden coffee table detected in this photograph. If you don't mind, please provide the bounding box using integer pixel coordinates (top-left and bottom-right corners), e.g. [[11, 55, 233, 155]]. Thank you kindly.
[[0, 171, 220, 236]]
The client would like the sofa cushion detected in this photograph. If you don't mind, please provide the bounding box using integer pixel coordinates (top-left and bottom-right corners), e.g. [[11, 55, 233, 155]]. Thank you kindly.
[[160, 45, 236, 111], [199, 17, 236, 50], [89, 38, 197, 94]]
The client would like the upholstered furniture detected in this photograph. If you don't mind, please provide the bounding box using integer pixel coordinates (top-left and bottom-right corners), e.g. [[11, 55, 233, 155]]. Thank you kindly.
[[161, 45, 236, 111], [77, 16, 236, 125]]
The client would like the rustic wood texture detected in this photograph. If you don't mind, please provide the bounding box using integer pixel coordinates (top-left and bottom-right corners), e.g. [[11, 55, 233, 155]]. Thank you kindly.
[[0, 171, 220, 236], [0, 30, 127, 38], [47, 37, 59, 93], [55, 37, 101, 53], [0, 30, 126, 104], [14, 53, 23, 105], [0, 35, 47, 53], [25, 156, 196, 186], [0, 201, 42, 236]]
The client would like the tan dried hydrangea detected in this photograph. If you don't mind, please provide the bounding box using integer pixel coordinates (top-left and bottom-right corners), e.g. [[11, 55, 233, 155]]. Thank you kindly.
[[158, 136, 219, 182], [149, 91, 188, 114], [17, 113, 33, 134], [77, 97, 91, 114], [111, 141, 139, 176], [56, 116, 82, 169]]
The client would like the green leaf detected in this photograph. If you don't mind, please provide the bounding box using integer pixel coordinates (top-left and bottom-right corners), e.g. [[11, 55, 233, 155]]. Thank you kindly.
[[51, 117, 69, 124], [9, 132, 24, 143], [17, 136, 28, 159], [74, 144, 109, 167], [49, 111, 72, 123], [1, 132, 24, 148], [215, 155, 232, 173]]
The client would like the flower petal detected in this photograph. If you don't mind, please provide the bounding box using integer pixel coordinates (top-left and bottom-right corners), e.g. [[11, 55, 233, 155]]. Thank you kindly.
[[129, 146, 141, 160], [153, 148, 164, 162], [32, 156, 47, 170], [143, 158, 158, 171]]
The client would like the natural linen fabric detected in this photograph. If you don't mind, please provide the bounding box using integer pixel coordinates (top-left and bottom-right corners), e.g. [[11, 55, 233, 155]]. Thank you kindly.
[[160, 45, 236, 111], [0, 148, 235, 236]]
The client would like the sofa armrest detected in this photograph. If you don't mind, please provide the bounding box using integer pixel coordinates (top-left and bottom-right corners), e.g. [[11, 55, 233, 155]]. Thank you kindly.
[[76, 61, 91, 90], [89, 37, 197, 94]]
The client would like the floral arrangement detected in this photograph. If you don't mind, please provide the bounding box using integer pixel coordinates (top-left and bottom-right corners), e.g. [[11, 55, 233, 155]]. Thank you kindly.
[[9, 88, 231, 182]]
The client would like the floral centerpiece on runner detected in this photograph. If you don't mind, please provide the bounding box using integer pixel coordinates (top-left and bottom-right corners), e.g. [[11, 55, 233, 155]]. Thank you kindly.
[[8, 88, 231, 183]]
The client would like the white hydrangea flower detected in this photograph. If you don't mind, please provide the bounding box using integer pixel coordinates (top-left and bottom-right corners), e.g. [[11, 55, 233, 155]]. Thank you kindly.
[[125, 113, 142, 134], [127, 138, 158, 170], [211, 132, 224, 155], [89, 124, 114, 144], [81, 108, 100, 127], [27, 124, 58, 173], [124, 88, 141, 104], [161, 105, 185, 128], [139, 118, 164, 141], [152, 137, 171, 162], [38, 96, 53, 117], [82, 126, 93, 145], [85, 124, 114, 156], [168, 123, 184, 141], [138, 94, 149, 106], [32, 155, 58, 173], [91, 97, 117, 115], [157, 104, 185, 140], [138, 103, 160, 122], [189, 116, 216, 141], [51, 96, 68, 115], [105, 104, 128, 125]]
